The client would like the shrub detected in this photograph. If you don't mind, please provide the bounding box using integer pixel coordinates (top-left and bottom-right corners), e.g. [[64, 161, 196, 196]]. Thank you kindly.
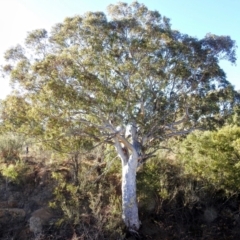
[[49, 155, 125, 239], [137, 150, 185, 211], [0, 160, 28, 184], [0, 133, 25, 162], [177, 125, 240, 195]]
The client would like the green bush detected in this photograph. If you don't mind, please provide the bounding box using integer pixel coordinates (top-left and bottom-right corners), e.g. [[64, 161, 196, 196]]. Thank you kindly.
[[137, 150, 186, 211], [0, 161, 28, 184], [177, 125, 240, 195]]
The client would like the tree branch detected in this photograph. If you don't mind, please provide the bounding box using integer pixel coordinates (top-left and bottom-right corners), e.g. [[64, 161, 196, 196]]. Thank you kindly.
[[114, 137, 128, 164], [164, 127, 201, 138]]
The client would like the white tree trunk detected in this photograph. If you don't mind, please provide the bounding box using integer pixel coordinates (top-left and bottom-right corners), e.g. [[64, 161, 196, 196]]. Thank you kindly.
[[121, 152, 140, 231], [113, 123, 140, 230]]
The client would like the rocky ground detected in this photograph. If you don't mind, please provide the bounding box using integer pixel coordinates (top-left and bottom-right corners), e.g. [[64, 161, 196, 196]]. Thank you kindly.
[[1, 158, 240, 239], [0, 159, 56, 239]]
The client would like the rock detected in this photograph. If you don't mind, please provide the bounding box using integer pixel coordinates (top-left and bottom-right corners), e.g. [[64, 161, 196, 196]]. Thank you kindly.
[[0, 196, 18, 208], [0, 201, 9, 208], [0, 200, 19, 208], [8, 199, 19, 208], [29, 216, 42, 235], [29, 207, 54, 235], [204, 207, 218, 223]]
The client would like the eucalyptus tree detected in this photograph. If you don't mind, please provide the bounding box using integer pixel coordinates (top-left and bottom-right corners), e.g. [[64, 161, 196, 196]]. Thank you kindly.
[[1, 2, 238, 231]]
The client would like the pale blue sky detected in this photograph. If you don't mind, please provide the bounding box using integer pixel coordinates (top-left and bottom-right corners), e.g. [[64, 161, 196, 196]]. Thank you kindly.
[[0, 0, 239, 99]]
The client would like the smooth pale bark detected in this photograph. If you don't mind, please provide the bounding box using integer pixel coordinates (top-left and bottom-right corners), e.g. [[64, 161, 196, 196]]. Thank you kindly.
[[114, 124, 140, 230], [121, 152, 140, 231]]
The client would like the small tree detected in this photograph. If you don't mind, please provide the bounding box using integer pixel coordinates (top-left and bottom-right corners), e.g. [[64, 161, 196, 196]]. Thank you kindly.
[[1, 2, 239, 231]]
